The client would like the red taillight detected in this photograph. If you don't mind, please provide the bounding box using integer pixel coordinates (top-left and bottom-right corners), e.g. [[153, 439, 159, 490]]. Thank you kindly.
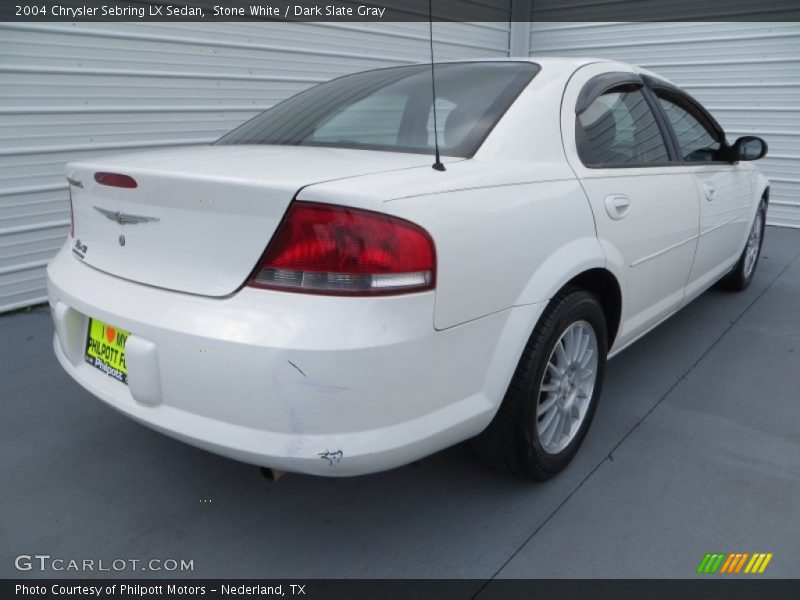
[[248, 202, 435, 295], [94, 172, 137, 188]]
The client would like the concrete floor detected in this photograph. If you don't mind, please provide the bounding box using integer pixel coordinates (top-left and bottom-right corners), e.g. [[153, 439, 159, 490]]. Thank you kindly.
[[1, 226, 798, 584]]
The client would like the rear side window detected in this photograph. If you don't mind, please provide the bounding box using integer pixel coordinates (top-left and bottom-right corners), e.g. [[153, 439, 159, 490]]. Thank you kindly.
[[216, 62, 539, 158], [577, 85, 669, 166], [656, 94, 725, 162]]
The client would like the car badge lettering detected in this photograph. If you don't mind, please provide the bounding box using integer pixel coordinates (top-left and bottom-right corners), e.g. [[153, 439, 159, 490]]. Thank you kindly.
[[72, 238, 88, 259]]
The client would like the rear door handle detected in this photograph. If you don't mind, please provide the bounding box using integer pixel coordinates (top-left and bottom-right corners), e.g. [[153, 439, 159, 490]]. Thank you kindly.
[[604, 194, 630, 220], [703, 182, 716, 200]]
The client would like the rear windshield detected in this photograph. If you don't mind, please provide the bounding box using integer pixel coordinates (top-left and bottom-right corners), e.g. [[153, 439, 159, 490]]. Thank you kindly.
[[215, 62, 539, 157]]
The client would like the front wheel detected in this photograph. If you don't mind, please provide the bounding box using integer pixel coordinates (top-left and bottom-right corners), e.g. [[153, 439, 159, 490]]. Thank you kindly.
[[473, 288, 608, 480], [719, 199, 767, 291]]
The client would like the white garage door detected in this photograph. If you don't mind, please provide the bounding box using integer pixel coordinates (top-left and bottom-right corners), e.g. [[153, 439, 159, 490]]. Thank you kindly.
[[529, 21, 800, 229], [0, 21, 511, 313]]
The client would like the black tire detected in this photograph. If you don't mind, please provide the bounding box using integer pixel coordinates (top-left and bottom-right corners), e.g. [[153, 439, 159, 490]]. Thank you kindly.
[[718, 199, 767, 292], [473, 287, 608, 480]]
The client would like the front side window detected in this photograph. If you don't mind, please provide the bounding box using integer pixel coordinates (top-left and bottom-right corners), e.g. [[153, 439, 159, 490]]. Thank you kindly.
[[216, 62, 538, 157], [656, 93, 725, 162], [577, 85, 669, 166]]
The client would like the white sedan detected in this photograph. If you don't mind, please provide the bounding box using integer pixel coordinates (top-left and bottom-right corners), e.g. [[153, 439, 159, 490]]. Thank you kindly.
[[47, 58, 769, 480]]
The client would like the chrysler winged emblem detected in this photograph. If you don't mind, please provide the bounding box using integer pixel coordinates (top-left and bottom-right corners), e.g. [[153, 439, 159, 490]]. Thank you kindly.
[[94, 206, 159, 225]]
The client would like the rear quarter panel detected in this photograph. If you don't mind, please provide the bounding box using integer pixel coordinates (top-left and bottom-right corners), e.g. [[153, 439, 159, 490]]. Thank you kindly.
[[302, 160, 603, 330]]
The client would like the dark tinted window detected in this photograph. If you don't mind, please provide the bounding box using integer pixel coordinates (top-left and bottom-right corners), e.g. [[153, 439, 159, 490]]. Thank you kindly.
[[656, 94, 724, 162], [216, 62, 538, 157], [577, 85, 669, 166]]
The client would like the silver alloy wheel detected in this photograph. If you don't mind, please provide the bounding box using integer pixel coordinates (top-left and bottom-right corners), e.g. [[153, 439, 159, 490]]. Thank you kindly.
[[743, 208, 764, 279], [536, 320, 599, 454]]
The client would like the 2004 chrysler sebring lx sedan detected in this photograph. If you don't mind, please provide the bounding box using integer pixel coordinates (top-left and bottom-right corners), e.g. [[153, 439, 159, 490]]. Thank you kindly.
[[48, 58, 769, 480]]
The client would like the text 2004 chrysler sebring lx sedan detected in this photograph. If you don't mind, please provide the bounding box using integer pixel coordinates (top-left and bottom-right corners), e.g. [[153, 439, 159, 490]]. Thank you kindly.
[[48, 58, 769, 480]]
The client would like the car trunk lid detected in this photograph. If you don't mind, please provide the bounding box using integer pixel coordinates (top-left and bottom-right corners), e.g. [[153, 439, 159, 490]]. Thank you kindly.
[[67, 145, 432, 296]]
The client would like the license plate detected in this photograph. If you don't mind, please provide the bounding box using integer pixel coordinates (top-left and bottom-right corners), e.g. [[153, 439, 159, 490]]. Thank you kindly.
[[85, 318, 130, 384]]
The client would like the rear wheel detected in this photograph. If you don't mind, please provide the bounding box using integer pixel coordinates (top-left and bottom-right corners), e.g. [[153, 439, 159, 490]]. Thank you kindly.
[[719, 199, 766, 291], [473, 288, 607, 480]]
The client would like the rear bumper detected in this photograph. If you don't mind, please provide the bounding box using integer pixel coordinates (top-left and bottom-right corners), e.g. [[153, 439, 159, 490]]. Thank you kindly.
[[47, 244, 544, 476]]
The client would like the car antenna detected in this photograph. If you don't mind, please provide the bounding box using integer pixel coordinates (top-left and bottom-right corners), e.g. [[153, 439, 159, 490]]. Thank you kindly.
[[428, 0, 446, 172]]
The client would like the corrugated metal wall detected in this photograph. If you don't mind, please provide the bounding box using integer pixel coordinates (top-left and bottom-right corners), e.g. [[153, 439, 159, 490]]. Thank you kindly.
[[5, 18, 797, 312], [529, 21, 800, 228], [0, 21, 511, 313]]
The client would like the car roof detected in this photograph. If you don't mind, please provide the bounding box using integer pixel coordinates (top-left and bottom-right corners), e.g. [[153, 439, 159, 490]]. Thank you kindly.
[[425, 57, 678, 86], [422, 56, 622, 69]]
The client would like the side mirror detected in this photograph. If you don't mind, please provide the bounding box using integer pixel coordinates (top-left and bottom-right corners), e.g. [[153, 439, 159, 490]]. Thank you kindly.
[[733, 136, 768, 161]]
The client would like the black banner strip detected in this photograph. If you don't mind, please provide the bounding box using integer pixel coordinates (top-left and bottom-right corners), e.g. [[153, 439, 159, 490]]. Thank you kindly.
[[4, 579, 800, 600], [2, 0, 800, 22]]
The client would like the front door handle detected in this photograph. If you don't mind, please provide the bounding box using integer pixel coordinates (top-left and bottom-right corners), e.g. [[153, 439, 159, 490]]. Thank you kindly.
[[703, 182, 716, 200], [604, 194, 631, 220]]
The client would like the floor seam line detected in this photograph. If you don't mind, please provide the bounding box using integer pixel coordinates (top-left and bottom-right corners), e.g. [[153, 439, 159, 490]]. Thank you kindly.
[[472, 251, 800, 598], [595, 252, 799, 463]]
